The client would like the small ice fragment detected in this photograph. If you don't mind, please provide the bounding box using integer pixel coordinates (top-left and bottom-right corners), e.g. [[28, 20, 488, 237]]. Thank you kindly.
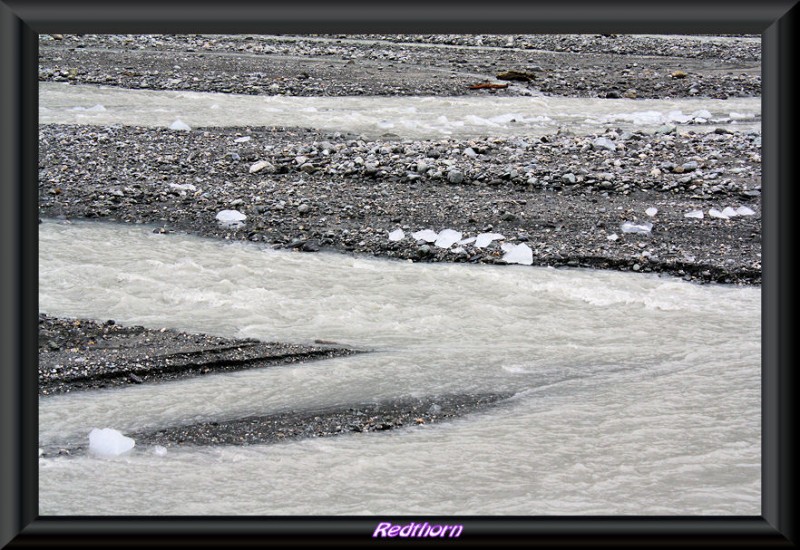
[[388, 229, 405, 241], [607, 233, 619, 241], [434, 229, 462, 248], [458, 236, 477, 245], [721, 207, 739, 218], [620, 221, 653, 233], [216, 209, 247, 228], [500, 242, 515, 253], [474, 232, 505, 248], [736, 206, 756, 216], [234, 136, 251, 143], [502, 243, 534, 265], [593, 137, 617, 151], [684, 210, 704, 219], [153, 445, 168, 457], [169, 183, 196, 192], [210, 104, 221, 110], [708, 208, 729, 220], [88, 428, 135, 458], [451, 247, 466, 254], [169, 119, 191, 131], [411, 229, 438, 243], [645, 207, 658, 217]]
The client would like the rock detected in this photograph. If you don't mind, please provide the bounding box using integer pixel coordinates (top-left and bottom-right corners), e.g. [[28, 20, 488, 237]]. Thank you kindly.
[[301, 240, 320, 252], [561, 173, 576, 184], [671, 70, 688, 79], [496, 70, 536, 81], [297, 203, 311, 215], [249, 160, 275, 174], [447, 170, 464, 184], [623, 89, 637, 99], [682, 161, 699, 172]]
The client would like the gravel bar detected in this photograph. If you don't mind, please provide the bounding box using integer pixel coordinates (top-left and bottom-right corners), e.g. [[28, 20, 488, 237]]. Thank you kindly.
[[40, 123, 761, 284], [38, 314, 360, 396], [40, 393, 512, 456], [39, 33, 760, 99]]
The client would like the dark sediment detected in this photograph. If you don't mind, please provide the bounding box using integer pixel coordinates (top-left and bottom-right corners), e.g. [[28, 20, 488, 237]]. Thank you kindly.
[[39, 33, 760, 99], [38, 314, 360, 396], [39, 123, 761, 284], [40, 393, 512, 456]]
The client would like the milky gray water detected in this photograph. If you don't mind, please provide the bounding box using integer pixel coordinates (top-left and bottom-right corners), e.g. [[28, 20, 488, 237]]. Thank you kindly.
[[38, 220, 761, 515], [39, 80, 761, 514], [39, 82, 761, 139]]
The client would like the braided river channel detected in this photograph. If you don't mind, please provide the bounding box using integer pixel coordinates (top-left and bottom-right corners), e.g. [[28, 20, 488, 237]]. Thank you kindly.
[[39, 84, 761, 515]]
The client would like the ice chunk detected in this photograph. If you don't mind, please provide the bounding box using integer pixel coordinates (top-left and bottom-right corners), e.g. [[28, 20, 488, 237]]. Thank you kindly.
[[736, 206, 756, 216], [234, 136, 251, 143], [645, 207, 658, 217], [434, 229, 462, 248], [458, 236, 477, 245], [474, 232, 505, 248], [500, 242, 515, 253], [388, 228, 405, 241], [169, 183, 196, 193], [502, 243, 533, 265], [708, 208, 729, 220], [169, 119, 191, 131], [721, 207, 739, 218], [88, 428, 135, 458], [607, 233, 619, 241], [620, 221, 653, 233], [216, 209, 247, 228], [684, 210, 704, 219], [593, 137, 617, 151], [153, 445, 168, 457], [411, 229, 438, 243]]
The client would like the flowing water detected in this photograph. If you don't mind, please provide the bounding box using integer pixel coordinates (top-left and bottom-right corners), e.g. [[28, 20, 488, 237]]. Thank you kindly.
[[38, 220, 760, 515], [39, 83, 761, 515], [39, 82, 761, 140]]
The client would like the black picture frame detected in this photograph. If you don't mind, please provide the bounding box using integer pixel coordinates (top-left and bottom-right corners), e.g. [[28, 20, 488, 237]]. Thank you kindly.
[[1, 1, 796, 547]]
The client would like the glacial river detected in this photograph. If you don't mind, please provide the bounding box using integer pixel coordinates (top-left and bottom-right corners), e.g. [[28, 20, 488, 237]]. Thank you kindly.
[[38, 83, 761, 515]]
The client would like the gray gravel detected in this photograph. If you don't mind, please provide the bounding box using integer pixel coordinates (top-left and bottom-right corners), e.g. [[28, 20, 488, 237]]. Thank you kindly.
[[39, 33, 760, 99], [40, 392, 512, 455], [39, 314, 359, 396], [39, 123, 761, 284]]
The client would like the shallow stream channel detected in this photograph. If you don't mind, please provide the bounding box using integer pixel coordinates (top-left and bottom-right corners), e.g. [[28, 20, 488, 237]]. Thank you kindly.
[[39, 84, 761, 515]]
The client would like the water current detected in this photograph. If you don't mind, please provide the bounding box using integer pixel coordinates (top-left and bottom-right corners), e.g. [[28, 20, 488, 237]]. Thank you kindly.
[[39, 82, 761, 515]]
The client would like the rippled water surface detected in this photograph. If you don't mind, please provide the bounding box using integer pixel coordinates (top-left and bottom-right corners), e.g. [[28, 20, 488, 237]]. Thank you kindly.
[[39, 82, 761, 139], [38, 220, 761, 515]]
